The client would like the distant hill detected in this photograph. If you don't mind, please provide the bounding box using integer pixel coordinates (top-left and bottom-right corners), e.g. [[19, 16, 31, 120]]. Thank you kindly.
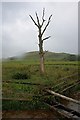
[[22, 51, 79, 61], [7, 51, 79, 61]]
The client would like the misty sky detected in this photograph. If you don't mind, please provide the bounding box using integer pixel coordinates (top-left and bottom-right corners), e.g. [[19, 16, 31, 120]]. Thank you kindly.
[[2, 2, 78, 58]]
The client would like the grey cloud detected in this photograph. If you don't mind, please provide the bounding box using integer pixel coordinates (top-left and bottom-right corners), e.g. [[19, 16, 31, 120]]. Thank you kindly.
[[2, 2, 78, 58]]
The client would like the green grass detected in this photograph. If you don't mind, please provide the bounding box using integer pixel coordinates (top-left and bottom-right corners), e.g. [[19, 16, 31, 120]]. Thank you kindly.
[[2, 60, 80, 110]]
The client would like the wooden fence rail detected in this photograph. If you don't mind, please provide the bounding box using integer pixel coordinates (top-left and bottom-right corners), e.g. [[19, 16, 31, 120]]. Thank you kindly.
[[45, 89, 80, 105]]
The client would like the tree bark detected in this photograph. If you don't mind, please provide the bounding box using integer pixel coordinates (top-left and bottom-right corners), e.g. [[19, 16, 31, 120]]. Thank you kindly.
[[38, 27, 45, 74], [40, 53, 45, 74]]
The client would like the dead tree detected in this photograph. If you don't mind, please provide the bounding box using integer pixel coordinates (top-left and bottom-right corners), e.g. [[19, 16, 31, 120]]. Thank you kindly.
[[29, 8, 52, 74]]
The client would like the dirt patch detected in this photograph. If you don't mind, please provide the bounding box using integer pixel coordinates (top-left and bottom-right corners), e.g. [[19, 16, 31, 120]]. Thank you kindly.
[[2, 110, 58, 119]]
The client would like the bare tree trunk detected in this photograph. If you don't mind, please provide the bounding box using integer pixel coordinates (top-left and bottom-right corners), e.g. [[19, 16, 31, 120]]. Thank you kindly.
[[40, 53, 44, 74], [38, 28, 45, 74], [29, 8, 52, 74]]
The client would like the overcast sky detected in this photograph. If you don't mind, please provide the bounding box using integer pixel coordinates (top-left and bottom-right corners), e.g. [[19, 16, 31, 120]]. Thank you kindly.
[[2, 2, 78, 58]]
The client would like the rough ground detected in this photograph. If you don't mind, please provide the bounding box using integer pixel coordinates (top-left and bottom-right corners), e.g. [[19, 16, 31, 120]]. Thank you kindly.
[[2, 91, 80, 119], [2, 110, 58, 119]]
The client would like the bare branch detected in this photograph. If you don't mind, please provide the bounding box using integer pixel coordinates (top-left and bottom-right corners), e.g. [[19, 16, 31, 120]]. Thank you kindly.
[[29, 15, 38, 27], [42, 36, 51, 41], [41, 8, 46, 27], [35, 12, 40, 26], [42, 8, 45, 19], [48, 14, 52, 21], [42, 14, 52, 35], [41, 19, 45, 27]]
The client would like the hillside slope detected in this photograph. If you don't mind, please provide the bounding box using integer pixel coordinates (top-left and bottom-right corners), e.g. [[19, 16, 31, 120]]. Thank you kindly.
[[23, 51, 78, 61]]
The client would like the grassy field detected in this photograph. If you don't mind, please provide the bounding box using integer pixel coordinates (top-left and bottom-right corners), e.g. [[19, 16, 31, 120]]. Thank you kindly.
[[2, 59, 80, 110]]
